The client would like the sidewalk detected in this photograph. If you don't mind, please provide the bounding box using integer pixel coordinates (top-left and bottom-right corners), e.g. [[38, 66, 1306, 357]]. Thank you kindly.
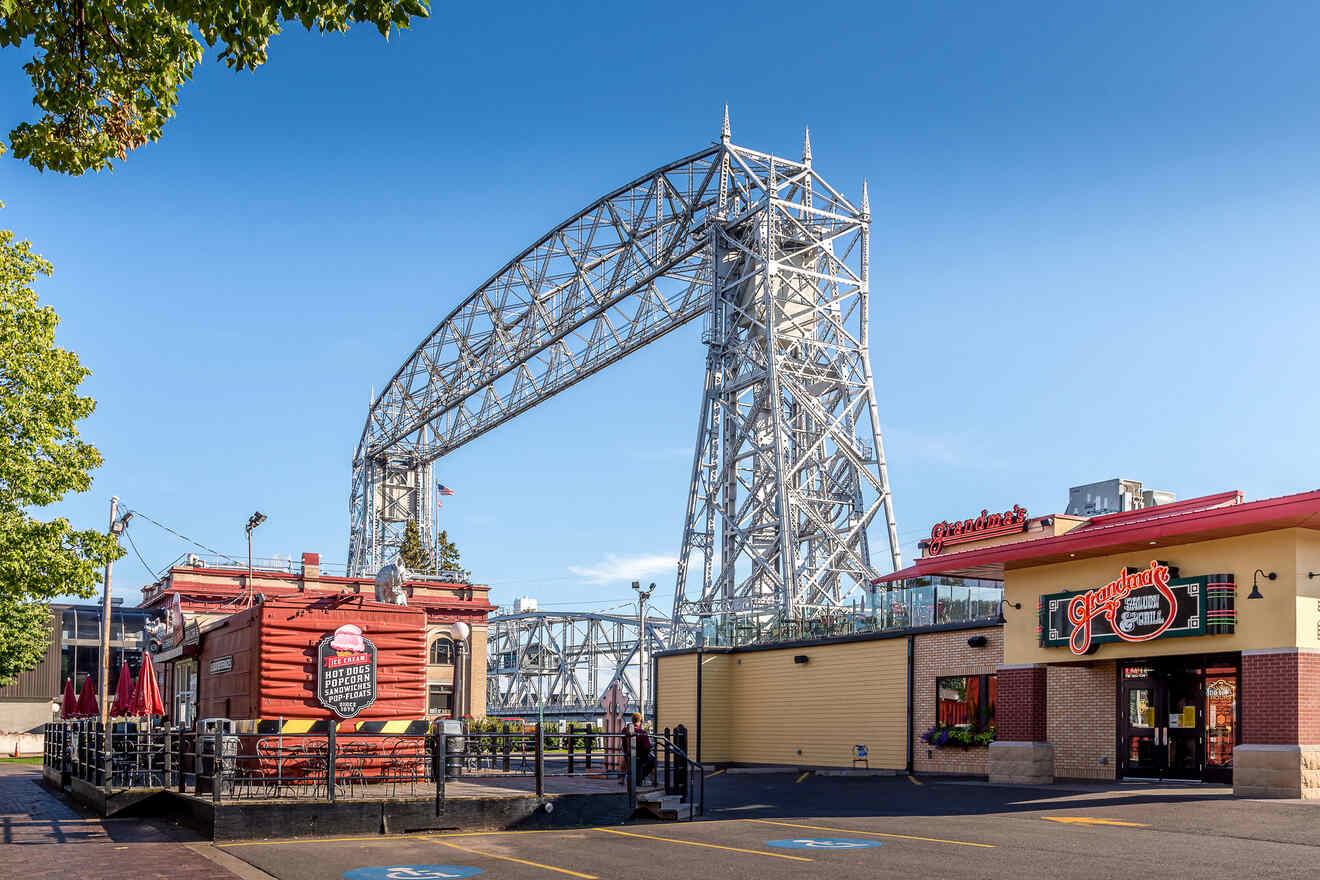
[[0, 762, 242, 879]]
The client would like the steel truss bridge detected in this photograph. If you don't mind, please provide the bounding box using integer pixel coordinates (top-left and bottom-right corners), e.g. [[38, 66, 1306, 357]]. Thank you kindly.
[[349, 109, 902, 633], [485, 611, 686, 720]]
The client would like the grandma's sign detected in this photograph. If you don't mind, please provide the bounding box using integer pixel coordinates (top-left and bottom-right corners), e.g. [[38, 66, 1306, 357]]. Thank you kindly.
[[925, 505, 1028, 555], [316, 624, 378, 718], [1039, 562, 1236, 656]]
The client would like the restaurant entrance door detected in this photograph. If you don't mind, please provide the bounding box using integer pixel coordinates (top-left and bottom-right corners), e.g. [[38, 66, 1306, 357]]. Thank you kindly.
[[1118, 655, 1239, 783]]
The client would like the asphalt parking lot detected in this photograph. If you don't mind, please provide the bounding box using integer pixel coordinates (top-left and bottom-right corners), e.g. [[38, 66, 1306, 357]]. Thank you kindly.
[[207, 772, 1320, 880]]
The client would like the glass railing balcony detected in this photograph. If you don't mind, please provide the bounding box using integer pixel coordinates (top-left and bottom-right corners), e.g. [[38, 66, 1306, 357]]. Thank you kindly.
[[698, 576, 1003, 648]]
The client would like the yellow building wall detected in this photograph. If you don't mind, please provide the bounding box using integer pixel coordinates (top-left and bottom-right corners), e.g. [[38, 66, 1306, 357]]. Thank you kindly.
[[728, 641, 907, 768], [697, 654, 734, 763], [656, 653, 697, 745], [655, 639, 909, 769], [1004, 528, 1306, 666], [1295, 529, 1320, 651]]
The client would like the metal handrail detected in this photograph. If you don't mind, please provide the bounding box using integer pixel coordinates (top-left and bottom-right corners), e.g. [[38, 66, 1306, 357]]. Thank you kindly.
[[651, 729, 706, 819]]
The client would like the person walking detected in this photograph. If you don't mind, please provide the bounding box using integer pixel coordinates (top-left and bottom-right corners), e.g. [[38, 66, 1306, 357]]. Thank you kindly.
[[630, 712, 655, 786]]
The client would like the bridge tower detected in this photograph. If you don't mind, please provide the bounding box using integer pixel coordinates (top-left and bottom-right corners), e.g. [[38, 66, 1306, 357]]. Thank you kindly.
[[672, 115, 900, 637]]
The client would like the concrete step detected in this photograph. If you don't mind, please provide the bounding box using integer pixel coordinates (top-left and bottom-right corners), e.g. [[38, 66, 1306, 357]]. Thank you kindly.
[[658, 802, 695, 821], [638, 793, 696, 820]]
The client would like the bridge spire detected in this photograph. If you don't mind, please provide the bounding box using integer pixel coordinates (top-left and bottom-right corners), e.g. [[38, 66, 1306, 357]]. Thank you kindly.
[[720, 104, 731, 143], [861, 179, 870, 216], [801, 125, 812, 165]]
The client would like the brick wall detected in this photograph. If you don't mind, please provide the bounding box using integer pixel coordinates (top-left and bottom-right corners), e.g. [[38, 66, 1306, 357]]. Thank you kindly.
[[912, 626, 1003, 775], [1242, 650, 1320, 744], [997, 665, 1047, 741], [1047, 662, 1116, 780]]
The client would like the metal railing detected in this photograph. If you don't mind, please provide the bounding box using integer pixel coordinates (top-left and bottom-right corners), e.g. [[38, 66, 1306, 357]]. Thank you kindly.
[[43, 720, 646, 811], [700, 577, 1004, 647], [161, 552, 351, 577], [654, 724, 705, 819]]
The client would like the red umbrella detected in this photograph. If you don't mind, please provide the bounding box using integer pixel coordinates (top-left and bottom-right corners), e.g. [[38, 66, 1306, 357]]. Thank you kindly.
[[60, 678, 78, 719], [109, 661, 134, 717], [75, 675, 99, 718], [131, 652, 165, 717]]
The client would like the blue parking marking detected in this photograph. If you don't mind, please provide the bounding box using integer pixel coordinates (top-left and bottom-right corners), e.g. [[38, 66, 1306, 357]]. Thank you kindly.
[[342, 866, 485, 879], [765, 838, 884, 850]]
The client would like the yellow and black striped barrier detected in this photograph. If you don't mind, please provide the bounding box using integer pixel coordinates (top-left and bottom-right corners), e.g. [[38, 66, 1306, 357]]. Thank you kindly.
[[231, 719, 433, 735]]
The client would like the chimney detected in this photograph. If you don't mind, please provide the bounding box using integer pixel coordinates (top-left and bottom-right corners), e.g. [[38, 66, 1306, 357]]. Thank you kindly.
[[301, 552, 320, 582]]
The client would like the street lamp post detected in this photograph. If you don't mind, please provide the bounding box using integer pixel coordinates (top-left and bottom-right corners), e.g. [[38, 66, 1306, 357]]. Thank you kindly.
[[632, 580, 655, 720], [245, 511, 266, 606], [100, 498, 132, 727], [450, 621, 470, 720]]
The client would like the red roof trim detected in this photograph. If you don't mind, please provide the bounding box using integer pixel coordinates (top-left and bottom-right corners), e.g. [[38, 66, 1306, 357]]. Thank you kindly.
[[1074, 490, 1243, 529], [894, 488, 1320, 575]]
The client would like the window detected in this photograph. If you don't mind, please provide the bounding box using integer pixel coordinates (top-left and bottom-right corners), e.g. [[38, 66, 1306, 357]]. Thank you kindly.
[[174, 661, 197, 727], [428, 685, 454, 715], [936, 674, 996, 730], [430, 637, 455, 665]]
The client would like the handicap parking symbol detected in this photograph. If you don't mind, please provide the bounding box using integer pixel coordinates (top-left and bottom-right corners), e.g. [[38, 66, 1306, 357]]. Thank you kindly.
[[765, 838, 883, 850], [342, 866, 485, 879]]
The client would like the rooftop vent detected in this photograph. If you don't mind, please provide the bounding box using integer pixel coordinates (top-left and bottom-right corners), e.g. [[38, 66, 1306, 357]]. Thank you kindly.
[[1066, 479, 1175, 517]]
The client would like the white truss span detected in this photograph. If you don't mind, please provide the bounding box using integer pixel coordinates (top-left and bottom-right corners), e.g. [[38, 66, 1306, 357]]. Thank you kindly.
[[486, 611, 684, 719], [349, 110, 901, 633]]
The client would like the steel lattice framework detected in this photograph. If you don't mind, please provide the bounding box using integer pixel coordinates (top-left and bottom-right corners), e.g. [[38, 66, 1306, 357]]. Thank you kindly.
[[486, 611, 684, 719], [348, 110, 901, 633]]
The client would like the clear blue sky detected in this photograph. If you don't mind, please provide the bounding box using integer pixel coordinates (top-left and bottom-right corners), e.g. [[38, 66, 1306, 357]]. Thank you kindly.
[[5, 2, 1320, 614]]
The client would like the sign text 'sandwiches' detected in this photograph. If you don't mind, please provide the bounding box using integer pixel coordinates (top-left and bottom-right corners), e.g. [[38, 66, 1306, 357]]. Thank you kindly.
[[1039, 562, 1236, 655], [316, 624, 377, 718], [926, 505, 1028, 555]]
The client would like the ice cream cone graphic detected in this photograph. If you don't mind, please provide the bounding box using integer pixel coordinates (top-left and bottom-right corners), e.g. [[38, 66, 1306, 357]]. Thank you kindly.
[[330, 624, 365, 654]]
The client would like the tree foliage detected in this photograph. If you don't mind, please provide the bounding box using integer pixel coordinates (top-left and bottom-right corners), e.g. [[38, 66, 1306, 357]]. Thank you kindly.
[[0, 224, 121, 685], [434, 528, 460, 573], [398, 520, 462, 578], [398, 518, 433, 574], [0, 0, 430, 174]]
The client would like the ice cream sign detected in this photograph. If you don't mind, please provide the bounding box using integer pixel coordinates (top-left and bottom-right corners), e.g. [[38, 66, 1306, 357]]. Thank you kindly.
[[316, 624, 378, 718]]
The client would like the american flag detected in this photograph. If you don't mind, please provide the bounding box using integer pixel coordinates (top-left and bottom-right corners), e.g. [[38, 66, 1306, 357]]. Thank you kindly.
[[438, 484, 455, 496]]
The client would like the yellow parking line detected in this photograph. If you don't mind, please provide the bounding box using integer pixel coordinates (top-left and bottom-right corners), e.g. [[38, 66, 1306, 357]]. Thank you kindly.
[[432, 829, 586, 838], [907, 774, 923, 786], [432, 838, 598, 878], [707, 768, 726, 778], [592, 827, 813, 862], [745, 818, 994, 848], [216, 828, 584, 849], [794, 771, 811, 784], [1042, 817, 1149, 827]]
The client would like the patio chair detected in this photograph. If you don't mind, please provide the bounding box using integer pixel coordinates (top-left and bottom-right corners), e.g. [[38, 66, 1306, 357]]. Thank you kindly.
[[384, 737, 428, 797]]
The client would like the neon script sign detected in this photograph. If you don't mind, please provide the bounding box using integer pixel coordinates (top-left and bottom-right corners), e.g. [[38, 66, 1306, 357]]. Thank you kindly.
[[927, 505, 1028, 555], [1039, 565, 1237, 656], [1066, 561, 1175, 654]]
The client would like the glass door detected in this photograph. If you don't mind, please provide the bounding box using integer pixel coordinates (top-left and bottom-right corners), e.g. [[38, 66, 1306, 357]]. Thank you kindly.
[[1164, 667, 1203, 780], [1121, 666, 1166, 779], [1203, 664, 1239, 784]]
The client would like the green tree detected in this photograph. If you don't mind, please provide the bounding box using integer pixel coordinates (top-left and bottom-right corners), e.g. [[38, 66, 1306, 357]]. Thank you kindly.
[[434, 529, 460, 573], [398, 518, 433, 574], [0, 0, 430, 174], [0, 225, 121, 686]]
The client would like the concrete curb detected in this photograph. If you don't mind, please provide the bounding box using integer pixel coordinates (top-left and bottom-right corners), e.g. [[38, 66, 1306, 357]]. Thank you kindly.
[[724, 767, 800, 774]]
